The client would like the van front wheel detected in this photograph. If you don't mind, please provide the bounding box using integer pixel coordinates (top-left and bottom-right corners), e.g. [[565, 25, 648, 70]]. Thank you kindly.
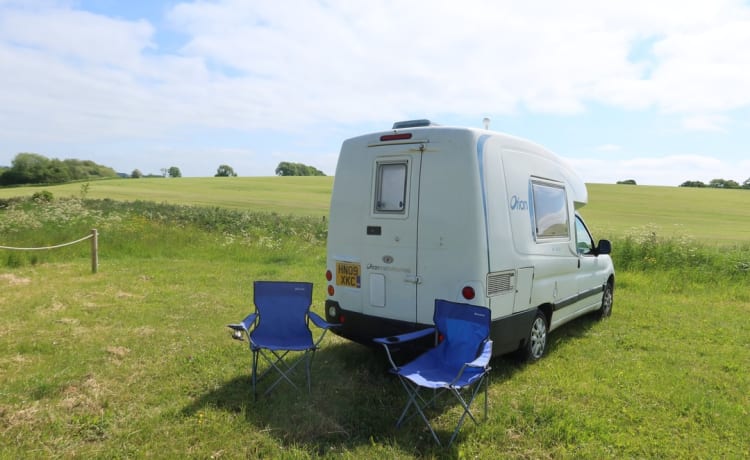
[[517, 310, 548, 362], [597, 282, 614, 319]]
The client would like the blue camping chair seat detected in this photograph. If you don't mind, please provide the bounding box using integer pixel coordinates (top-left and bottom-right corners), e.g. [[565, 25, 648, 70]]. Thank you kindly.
[[228, 281, 338, 399], [375, 299, 492, 446]]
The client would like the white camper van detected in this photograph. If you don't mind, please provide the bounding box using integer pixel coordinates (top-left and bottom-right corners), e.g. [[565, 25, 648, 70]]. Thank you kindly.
[[323, 120, 614, 360]]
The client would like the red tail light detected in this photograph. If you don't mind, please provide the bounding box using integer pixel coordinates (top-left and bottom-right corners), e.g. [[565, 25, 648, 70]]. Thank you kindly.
[[462, 286, 476, 300], [380, 133, 412, 142], [325, 270, 333, 281]]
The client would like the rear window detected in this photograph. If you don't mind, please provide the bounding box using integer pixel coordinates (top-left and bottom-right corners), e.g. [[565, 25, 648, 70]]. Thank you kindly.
[[374, 161, 408, 213], [532, 181, 569, 239]]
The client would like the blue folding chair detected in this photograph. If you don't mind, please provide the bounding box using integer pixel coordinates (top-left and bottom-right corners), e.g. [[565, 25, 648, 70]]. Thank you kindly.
[[228, 281, 338, 399], [375, 299, 493, 446]]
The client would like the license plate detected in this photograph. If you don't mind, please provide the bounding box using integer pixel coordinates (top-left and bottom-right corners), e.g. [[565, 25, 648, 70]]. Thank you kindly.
[[336, 261, 361, 288]]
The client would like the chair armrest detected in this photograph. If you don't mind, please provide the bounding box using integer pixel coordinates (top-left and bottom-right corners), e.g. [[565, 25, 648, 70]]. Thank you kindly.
[[374, 327, 436, 371], [308, 311, 340, 329], [373, 327, 435, 346], [227, 312, 257, 332], [467, 339, 493, 368]]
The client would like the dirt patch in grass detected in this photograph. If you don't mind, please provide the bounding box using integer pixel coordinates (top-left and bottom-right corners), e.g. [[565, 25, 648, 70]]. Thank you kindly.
[[106, 346, 130, 358], [59, 375, 109, 413], [0, 273, 31, 285], [0, 402, 43, 429]]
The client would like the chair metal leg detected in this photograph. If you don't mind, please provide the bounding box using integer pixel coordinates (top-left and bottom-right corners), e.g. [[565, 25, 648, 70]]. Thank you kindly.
[[250, 348, 319, 398], [252, 349, 259, 401], [395, 374, 490, 447], [446, 375, 488, 447]]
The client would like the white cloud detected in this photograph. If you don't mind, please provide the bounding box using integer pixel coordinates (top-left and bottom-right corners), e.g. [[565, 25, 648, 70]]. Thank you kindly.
[[1, 0, 749, 139], [571, 154, 745, 186], [595, 144, 623, 152], [1, 0, 749, 180], [681, 114, 730, 132]]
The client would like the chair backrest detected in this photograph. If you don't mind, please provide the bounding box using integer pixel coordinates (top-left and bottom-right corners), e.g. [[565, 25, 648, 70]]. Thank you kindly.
[[433, 299, 491, 367], [253, 281, 313, 345]]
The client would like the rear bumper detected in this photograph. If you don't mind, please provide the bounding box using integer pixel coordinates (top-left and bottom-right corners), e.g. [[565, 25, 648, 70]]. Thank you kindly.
[[324, 300, 430, 347]]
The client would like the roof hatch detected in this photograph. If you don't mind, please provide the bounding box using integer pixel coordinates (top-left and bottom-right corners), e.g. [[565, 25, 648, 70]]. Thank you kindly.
[[391, 119, 438, 129]]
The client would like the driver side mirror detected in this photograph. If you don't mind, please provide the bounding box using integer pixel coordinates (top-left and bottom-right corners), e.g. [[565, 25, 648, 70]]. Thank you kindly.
[[596, 239, 612, 255]]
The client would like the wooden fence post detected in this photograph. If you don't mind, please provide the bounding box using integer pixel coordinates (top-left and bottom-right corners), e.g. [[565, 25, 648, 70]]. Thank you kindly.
[[91, 229, 98, 273]]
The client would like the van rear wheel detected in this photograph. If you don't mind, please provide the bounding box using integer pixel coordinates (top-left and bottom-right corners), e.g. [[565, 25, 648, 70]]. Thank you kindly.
[[517, 310, 548, 362]]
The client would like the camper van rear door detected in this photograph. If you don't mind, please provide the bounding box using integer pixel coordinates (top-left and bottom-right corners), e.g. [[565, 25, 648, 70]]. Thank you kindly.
[[362, 152, 422, 322]]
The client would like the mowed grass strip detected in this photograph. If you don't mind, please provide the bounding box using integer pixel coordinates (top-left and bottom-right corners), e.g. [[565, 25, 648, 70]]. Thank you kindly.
[[0, 176, 334, 217], [584, 183, 750, 243]]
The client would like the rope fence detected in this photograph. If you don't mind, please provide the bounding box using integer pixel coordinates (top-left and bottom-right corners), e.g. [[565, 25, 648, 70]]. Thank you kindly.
[[0, 229, 99, 273]]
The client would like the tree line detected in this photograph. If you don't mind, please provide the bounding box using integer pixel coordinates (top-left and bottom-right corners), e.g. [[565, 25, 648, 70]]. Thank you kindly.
[[0, 153, 118, 185], [275, 161, 325, 176], [680, 178, 750, 189], [620, 178, 750, 188], [0, 153, 327, 186]]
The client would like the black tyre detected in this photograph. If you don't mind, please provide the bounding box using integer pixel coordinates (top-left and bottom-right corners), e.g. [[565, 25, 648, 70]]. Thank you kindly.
[[518, 310, 548, 362], [596, 281, 614, 319]]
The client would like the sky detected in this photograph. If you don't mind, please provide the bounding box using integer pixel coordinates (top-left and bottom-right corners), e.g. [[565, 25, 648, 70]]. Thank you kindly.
[[1, 0, 749, 186]]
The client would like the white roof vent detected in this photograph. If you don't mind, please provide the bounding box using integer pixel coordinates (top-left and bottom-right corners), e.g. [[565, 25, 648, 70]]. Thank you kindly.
[[391, 119, 437, 129]]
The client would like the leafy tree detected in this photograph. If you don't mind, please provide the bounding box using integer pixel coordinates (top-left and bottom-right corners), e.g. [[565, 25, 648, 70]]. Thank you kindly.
[[709, 178, 739, 189], [131, 169, 143, 178], [215, 164, 237, 177], [168, 166, 182, 178], [616, 179, 637, 185], [743, 178, 750, 189], [275, 161, 325, 176], [3, 153, 48, 184], [0, 153, 117, 185], [680, 180, 706, 188], [47, 158, 72, 183]]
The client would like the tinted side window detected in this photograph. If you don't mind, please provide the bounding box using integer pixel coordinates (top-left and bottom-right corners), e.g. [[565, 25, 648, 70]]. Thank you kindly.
[[532, 181, 569, 239], [575, 215, 595, 254], [374, 161, 407, 213]]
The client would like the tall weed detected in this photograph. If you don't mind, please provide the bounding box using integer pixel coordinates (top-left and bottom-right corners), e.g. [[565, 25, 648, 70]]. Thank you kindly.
[[611, 225, 750, 281], [1, 197, 327, 268]]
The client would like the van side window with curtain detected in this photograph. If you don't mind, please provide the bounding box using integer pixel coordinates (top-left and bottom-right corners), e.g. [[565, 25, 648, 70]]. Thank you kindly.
[[374, 161, 408, 213], [531, 181, 569, 239]]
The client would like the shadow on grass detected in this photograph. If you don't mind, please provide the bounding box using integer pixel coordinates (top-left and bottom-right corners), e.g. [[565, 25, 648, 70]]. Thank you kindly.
[[183, 312, 604, 455], [546, 311, 603, 354]]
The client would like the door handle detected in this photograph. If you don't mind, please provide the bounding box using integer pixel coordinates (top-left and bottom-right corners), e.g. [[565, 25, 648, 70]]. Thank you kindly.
[[405, 275, 422, 285]]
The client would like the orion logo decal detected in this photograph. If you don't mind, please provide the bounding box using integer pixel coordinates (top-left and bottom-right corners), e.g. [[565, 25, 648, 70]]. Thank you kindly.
[[510, 195, 528, 211]]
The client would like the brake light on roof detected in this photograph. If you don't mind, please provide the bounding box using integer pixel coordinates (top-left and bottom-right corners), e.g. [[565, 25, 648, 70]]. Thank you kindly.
[[380, 133, 412, 142]]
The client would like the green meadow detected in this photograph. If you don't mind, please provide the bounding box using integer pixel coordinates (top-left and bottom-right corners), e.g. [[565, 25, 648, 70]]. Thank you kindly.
[[1, 178, 747, 242], [0, 179, 748, 458], [584, 183, 750, 244], [0, 177, 334, 217]]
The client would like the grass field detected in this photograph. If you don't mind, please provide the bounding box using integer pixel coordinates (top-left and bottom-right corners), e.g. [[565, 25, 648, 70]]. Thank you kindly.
[[1, 177, 749, 242], [584, 183, 750, 244], [0, 177, 334, 218], [0, 182, 749, 458]]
